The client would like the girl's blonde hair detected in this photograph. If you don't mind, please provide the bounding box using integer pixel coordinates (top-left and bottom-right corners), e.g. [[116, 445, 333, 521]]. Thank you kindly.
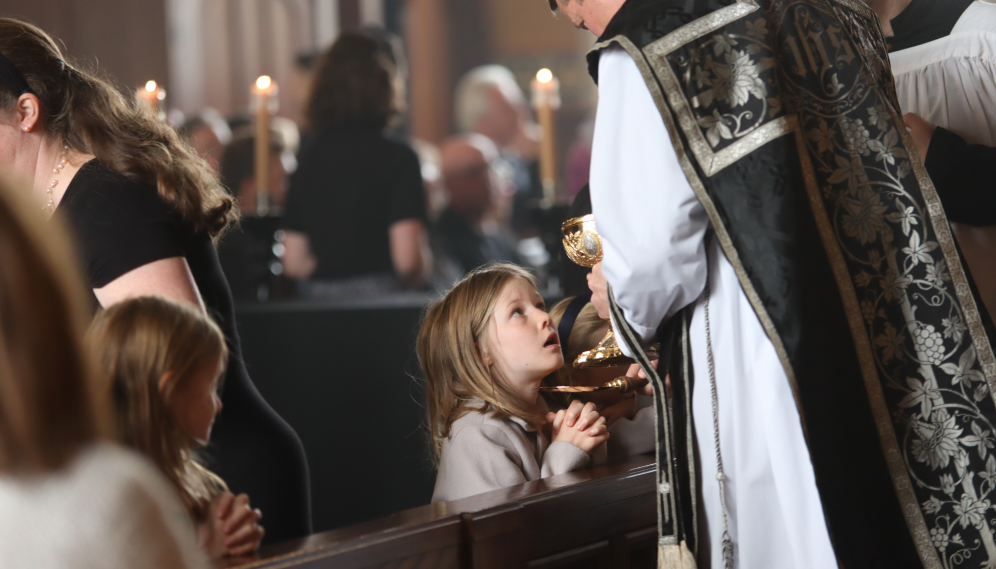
[[0, 174, 107, 473], [418, 263, 544, 463], [86, 296, 229, 520]]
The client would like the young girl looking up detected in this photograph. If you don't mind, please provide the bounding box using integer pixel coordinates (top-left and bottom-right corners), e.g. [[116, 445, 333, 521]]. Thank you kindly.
[[87, 296, 264, 558], [420, 263, 609, 503]]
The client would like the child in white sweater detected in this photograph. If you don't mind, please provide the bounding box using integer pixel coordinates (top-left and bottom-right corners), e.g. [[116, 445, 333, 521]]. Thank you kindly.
[[420, 264, 610, 502]]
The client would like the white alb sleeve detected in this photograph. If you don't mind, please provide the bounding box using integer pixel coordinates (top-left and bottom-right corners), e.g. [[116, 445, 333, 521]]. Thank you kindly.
[[589, 46, 709, 347]]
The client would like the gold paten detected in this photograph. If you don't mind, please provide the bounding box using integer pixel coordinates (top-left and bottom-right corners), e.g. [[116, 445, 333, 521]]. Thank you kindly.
[[561, 215, 659, 368], [540, 376, 646, 393]]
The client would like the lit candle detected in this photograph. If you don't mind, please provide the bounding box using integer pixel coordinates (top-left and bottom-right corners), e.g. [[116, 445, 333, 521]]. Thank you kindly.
[[531, 68, 561, 205], [136, 80, 166, 121], [251, 75, 279, 216]]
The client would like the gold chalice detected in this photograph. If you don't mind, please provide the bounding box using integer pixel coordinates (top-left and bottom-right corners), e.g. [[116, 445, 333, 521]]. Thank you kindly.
[[562, 214, 658, 368]]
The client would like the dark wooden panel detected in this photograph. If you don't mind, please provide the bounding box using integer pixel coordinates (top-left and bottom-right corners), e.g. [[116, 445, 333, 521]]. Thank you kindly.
[[226, 456, 657, 569], [236, 297, 437, 533]]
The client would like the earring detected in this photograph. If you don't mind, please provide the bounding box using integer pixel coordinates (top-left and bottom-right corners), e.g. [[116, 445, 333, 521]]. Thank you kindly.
[[21, 126, 30, 133]]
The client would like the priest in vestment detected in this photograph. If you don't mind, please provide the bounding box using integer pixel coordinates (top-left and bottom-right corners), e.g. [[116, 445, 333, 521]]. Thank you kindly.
[[546, 0, 996, 567]]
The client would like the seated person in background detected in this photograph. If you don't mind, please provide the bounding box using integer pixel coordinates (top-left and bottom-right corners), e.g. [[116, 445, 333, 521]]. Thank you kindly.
[[419, 264, 609, 503], [455, 65, 541, 235], [87, 296, 264, 558], [546, 296, 656, 462], [433, 134, 522, 277], [217, 133, 293, 301], [282, 31, 432, 296], [178, 109, 232, 174], [219, 132, 290, 214], [0, 178, 208, 569]]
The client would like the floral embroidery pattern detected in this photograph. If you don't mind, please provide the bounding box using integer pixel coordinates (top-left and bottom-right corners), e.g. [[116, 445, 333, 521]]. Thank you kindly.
[[658, 0, 996, 566], [780, 1, 996, 567]]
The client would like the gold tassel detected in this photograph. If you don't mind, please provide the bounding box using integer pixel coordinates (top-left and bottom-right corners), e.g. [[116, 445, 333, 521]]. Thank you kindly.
[[658, 540, 696, 569]]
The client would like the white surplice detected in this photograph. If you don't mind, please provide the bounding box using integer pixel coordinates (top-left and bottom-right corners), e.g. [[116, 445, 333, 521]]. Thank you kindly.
[[890, 0, 996, 317], [588, 46, 837, 569]]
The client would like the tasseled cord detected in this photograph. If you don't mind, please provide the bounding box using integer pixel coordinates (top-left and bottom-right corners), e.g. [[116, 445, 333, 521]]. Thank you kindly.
[[659, 236, 733, 569], [659, 540, 697, 569]]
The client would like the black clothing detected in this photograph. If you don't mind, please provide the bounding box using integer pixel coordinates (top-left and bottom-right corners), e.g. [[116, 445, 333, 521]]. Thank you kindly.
[[591, 0, 996, 564], [888, 0, 973, 52], [283, 128, 427, 280], [560, 184, 593, 297], [432, 207, 521, 275], [926, 127, 996, 226], [58, 160, 312, 544]]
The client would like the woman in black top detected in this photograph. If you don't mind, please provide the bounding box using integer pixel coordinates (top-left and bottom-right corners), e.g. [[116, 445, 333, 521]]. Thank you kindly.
[[282, 31, 431, 294], [0, 19, 311, 543]]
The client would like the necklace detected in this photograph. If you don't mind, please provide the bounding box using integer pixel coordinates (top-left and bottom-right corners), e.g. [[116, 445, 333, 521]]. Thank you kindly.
[[45, 145, 69, 214]]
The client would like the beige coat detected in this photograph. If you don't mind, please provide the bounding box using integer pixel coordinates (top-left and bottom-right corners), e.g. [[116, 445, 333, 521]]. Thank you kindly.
[[431, 402, 590, 503]]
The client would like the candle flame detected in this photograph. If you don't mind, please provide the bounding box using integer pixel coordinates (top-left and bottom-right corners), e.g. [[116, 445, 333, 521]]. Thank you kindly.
[[256, 75, 272, 90], [536, 69, 553, 84], [145, 80, 158, 92]]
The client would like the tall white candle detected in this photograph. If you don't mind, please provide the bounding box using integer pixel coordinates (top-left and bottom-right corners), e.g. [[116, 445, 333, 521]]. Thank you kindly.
[[251, 75, 279, 216], [531, 68, 561, 205]]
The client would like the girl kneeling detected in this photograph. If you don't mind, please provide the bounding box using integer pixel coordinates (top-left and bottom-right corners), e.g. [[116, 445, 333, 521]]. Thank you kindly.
[[420, 263, 609, 503], [87, 296, 264, 558]]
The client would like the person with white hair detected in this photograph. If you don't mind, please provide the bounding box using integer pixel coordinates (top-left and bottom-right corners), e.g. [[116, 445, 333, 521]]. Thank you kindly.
[[432, 133, 522, 277], [454, 65, 541, 233]]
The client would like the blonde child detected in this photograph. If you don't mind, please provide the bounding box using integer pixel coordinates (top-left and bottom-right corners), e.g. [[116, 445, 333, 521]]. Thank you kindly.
[[87, 296, 264, 558], [420, 263, 610, 503], [547, 296, 657, 461]]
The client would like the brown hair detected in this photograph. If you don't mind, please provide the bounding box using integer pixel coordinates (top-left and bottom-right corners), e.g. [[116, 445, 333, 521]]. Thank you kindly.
[[545, 296, 607, 390], [306, 31, 399, 133], [418, 263, 546, 463], [0, 174, 107, 473], [86, 296, 228, 520], [0, 18, 236, 238]]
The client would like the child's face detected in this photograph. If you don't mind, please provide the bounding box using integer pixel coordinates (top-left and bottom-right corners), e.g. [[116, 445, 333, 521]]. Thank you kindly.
[[165, 358, 224, 448], [487, 279, 564, 404]]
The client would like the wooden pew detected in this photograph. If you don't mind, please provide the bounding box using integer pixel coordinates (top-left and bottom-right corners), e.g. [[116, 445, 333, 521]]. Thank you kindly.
[[224, 455, 658, 569]]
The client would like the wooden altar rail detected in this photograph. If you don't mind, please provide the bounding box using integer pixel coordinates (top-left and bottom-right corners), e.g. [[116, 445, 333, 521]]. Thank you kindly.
[[225, 455, 658, 569]]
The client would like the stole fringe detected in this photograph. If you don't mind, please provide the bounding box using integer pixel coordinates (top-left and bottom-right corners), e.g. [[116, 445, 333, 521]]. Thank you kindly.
[[658, 541, 697, 569]]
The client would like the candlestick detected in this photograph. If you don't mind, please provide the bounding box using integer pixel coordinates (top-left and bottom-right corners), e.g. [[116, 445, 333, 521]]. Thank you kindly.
[[136, 80, 166, 121], [251, 75, 279, 216], [531, 68, 561, 205]]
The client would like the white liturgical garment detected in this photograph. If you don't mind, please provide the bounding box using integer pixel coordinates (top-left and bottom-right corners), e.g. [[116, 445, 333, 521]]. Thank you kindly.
[[589, 46, 838, 568], [890, 0, 996, 316]]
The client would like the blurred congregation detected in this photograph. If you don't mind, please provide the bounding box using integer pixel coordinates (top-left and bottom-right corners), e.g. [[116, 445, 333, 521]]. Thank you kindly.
[[143, 0, 598, 304]]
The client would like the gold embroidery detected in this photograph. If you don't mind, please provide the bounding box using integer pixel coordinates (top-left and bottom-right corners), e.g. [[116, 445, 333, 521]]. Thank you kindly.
[[606, 35, 809, 442], [794, 127, 941, 569], [592, 0, 996, 564], [902, 130, 996, 391]]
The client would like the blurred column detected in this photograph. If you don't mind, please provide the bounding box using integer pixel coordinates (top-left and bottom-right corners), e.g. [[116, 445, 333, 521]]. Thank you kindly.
[[312, 0, 340, 49], [359, 0, 384, 25], [407, 0, 452, 143], [339, 0, 361, 30]]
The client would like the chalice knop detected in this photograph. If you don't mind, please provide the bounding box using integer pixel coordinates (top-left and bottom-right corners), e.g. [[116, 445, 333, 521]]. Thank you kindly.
[[562, 215, 658, 368]]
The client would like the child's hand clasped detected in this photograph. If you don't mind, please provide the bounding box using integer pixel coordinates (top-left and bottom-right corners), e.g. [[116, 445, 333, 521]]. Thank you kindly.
[[547, 400, 609, 454], [199, 492, 265, 558]]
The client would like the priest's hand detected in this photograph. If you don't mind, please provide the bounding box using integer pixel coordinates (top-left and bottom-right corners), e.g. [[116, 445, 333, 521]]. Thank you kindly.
[[903, 112, 935, 162], [600, 394, 637, 426], [588, 262, 610, 320], [625, 362, 671, 398]]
